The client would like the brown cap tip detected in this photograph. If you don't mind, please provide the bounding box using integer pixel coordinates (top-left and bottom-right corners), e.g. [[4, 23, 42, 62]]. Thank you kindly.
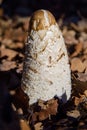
[[29, 10, 56, 31]]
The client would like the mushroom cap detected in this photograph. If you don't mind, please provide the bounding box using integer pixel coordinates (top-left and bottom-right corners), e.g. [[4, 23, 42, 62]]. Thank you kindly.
[[29, 10, 56, 31]]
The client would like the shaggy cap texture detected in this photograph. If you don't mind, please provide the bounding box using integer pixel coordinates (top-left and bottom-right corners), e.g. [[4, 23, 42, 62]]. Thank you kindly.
[[21, 10, 71, 105]]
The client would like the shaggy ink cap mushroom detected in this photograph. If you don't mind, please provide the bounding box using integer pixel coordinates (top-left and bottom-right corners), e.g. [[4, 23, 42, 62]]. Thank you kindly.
[[21, 9, 71, 105]]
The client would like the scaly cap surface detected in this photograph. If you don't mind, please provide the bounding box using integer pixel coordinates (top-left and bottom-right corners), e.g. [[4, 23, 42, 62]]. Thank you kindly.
[[29, 10, 56, 31]]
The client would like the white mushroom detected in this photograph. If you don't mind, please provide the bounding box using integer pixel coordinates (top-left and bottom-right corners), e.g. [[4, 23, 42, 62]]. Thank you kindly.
[[21, 10, 71, 105]]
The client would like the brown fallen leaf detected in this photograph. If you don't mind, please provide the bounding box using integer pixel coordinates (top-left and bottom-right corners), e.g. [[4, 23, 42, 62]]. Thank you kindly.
[[38, 99, 58, 116], [0, 60, 17, 71], [78, 19, 87, 32], [71, 43, 83, 57], [84, 48, 87, 55], [83, 59, 87, 70], [31, 112, 38, 122], [71, 20, 87, 32], [38, 99, 47, 110], [20, 120, 31, 130], [22, 17, 30, 31], [77, 72, 87, 82], [47, 99, 58, 115], [71, 58, 85, 72], [0, 19, 12, 29], [11, 28, 27, 42], [34, 122, 43, 130], [72, 74, 87, 96], [64, 30, 77, 45], [75, 95, 87, 112], [32, 99, 58, 121], [4, 28, 14, 39], [67, 110, 80, 118], [9, 42, 24, 49], [70, 23, 80, 32], [84, 90, 87, 97], [2, 39, 24, 49], [74, 96, 85, 106], [1, 48, 18, 60], [74, 97, 81, 106], [11, 17, 29, 32], [79, 33, 87, 51], [16, 63, 23, 73], [38, 110, 50, 121]]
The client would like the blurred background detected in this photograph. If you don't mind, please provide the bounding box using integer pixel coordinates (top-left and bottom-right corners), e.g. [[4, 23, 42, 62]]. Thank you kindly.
[[0, 0, 87, 19]]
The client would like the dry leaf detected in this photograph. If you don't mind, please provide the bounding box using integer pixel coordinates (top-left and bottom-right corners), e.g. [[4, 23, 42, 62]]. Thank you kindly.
[[38, 99, 47, 110], [64, 30, 77, 44], [71, 43, 83, 57], [71, 23, 80, 32], [40, 99, 58, 121], [16, 63, 23, 73], [11, 28, 26, 42], [74, 96, 85, 106], [7, 42, 24, 49], [74, 97, 81, 106], [78, 20, 87, 32], [71, 58, 85, 72], [72, 74, 87, 96], [20, 120, 31, 130], [0, 61, 16, 71], [38, 110, 50, 121], [83, 59, 87, 69], [84, 48, 87, 54], [2, 38, 13, 46], [77, 72, 87, 82], [38, 99, 58, 113], [32, 112, 38, 122], [31, 99, 58, 121], [1, 48, 18, 60], [34, 122, 43, 130], [47, 99, 58, 115], [71, 20, 87, 32], [67, 110, 80, 118], [74, 95, 87, 112], [84, 90, 87, 97], [23, 17, 30, 31]]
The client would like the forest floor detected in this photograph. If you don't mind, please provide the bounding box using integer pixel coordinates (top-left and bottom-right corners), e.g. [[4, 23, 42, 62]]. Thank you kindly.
[[0, 13, 87, 130]]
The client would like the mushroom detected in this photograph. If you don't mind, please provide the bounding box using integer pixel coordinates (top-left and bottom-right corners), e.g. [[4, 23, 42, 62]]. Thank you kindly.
[[21, 10, 71, 105]]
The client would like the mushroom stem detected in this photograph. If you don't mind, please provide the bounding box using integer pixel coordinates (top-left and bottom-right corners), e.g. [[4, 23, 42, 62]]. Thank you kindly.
[[21, 10, 71, 105]]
